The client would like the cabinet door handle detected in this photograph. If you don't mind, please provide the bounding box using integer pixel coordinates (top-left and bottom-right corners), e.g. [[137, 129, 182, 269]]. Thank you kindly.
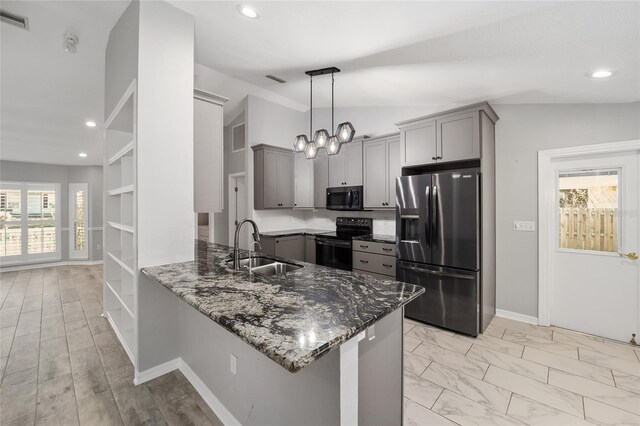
[[382, 248, 393, 252], [383, 264, 393, 268], [359, 245, 369, 249], [359, 259, 369, 264]]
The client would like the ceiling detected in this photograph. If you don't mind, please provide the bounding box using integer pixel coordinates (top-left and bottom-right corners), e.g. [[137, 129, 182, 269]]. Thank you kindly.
[[174, 1, 639, 107], [0, 0, 128, 166], [1, 1, 638, 166]]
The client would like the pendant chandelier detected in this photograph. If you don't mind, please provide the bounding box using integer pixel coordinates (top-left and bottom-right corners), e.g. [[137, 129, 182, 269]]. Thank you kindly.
[[293, 67, 355, 159]]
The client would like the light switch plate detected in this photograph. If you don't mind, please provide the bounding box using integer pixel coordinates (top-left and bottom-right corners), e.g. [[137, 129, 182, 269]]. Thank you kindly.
[[513, 220, 536, 232]]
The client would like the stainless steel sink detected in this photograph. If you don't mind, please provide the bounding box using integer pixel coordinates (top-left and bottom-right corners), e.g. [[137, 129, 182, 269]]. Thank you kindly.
[[227, 256, 302, 275], [229, 256, 276, 269], [250, 262, 302, 276]]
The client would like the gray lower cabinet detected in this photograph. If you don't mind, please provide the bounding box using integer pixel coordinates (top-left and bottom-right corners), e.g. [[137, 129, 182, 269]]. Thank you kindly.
[[328, 139, 363, 187], [305, 235, 316, 263], [260, 235, 305, 262], [363, 135, 400, 209], [396, 102, 498, 167], [253, 144, 294, 209], [314, 150, 329, 208], [352, 240, 396, 279]]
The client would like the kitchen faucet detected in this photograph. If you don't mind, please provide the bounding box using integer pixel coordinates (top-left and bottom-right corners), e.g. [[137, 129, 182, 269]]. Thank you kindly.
[[248, 241, 261, 278], [233, 219, 261, 270]]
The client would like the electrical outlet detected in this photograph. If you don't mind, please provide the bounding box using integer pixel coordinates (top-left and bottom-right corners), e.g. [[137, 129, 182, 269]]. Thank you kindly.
[[230, 354, 237, 375], [513, 221, 536, 232]]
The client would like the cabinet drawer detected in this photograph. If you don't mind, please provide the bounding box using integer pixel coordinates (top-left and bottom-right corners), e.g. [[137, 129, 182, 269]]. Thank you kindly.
[[353, 269, 396, 281], [353, 251, 396, 276], [353, 240, 395, 256]]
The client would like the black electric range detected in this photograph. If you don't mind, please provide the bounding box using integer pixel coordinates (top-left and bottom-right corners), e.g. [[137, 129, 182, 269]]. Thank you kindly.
[[315, 217, 373, 271]]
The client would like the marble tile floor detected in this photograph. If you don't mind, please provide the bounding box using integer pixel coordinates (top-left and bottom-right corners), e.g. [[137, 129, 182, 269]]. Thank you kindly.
[[403, 317, 640, 425], [3, 265, 639, 425], [0, 266, 223, 426]]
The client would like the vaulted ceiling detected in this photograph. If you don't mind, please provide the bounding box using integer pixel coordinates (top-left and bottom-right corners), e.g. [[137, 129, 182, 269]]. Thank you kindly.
[[1, 1, 638, 165]]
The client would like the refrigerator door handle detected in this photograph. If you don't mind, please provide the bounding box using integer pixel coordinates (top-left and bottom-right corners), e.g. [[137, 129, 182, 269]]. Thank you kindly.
[[425, 184, 431, 245], [397, 263, 475, 280], [432, 184, 438, 250]]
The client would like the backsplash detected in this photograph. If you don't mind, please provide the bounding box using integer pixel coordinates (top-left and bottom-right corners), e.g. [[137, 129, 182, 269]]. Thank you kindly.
[[305, 209, 396, 235]]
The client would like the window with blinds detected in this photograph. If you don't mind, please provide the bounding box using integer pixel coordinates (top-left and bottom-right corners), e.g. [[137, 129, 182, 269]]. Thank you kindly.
[[0, 182, 61, 264], [69, 183, 89, 259]]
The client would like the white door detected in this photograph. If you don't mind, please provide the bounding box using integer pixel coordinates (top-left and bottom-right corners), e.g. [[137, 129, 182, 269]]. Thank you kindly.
[[228, 175, 248, 250], [551, 151, 639, 342]]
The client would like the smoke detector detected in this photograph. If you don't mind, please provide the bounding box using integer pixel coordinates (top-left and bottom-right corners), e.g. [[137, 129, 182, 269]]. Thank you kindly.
[[63, 33, 78, 53]]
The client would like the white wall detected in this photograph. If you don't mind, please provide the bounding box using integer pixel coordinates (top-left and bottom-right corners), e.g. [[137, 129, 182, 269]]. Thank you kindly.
[[136, 1, 195, 268], [493, 102, 640, 318], [309, 105, 455, 139], [245, 94, 308, 232]]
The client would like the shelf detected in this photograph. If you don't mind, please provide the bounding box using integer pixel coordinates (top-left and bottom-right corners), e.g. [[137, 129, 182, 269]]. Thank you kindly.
[[108, 221, 134, 234], [108, 141, 134, 165], [107, 185, 134, 196], [107, 251, 134, 275], [105, 80, 135, 131], [105, 280, 135, 318]]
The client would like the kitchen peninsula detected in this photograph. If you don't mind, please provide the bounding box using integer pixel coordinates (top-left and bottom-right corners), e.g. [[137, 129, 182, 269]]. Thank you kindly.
[[138, 241, 423, 425]]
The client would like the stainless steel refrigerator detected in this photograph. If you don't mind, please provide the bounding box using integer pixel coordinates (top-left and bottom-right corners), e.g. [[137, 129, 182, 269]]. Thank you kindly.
[[396, 169, 483, 336]]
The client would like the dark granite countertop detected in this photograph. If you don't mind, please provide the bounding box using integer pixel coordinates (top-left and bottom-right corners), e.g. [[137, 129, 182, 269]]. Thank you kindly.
[[259, 229, 333, 238], [141, 241, 423, 373], [353, 234, 396, 244]]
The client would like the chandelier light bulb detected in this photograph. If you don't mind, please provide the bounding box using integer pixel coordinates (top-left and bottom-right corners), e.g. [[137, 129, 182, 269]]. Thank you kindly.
[[294, 135, 308, 153], [304, 142, 318, 159], [314, 129, 329, 149], [326, 136, 341, 156], [336, 122, 355, 143]]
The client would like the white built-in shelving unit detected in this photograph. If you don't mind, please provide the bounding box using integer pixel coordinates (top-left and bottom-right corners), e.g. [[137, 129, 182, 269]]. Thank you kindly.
[[103, 80, 137, 362]]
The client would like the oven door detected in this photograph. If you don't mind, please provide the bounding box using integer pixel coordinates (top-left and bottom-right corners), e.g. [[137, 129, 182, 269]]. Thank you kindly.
[[316, 238, 352, 271]]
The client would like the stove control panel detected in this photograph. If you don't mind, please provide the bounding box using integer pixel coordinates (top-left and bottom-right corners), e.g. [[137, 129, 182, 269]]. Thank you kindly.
[[336, 217, 373, 229]]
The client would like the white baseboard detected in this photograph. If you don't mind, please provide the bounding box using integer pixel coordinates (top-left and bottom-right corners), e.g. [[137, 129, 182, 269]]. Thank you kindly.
[[103, 312, 135, 366], [135, 358, 241, 426], [0, 260, 103, 272], [495, 309, 539, 325], [134, 358, 181, 385]]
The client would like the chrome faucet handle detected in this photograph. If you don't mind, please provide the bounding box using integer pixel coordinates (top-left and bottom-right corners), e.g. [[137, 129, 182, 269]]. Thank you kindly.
[[249, 241, 262, 252]]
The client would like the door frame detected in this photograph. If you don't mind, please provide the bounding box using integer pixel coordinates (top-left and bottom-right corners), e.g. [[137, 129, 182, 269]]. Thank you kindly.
[[228, 172, 245, 247], [538, 139, 640, 326]]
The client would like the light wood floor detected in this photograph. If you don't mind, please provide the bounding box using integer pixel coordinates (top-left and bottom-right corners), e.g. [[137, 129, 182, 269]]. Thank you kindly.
[[0, 266, 223, 426], [3, 265, 639, 425], [403, 317, 640, 425]]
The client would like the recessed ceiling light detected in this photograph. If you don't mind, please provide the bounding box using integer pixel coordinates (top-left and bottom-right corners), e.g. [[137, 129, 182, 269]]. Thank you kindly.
[[78, 153, 87, 158], [590, 70, 613, 79], [85, 121, 96, 127], [237, 4, 259, 19]]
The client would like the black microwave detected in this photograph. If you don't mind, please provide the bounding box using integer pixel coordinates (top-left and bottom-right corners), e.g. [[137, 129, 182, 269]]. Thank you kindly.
[[326, 186, 364, 211]]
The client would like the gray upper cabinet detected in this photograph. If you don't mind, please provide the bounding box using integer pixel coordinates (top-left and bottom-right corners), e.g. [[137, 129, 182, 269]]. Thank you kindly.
[[294, 153, 314, 209], [400, 120, 437, 167], [194, 90, 228, 213], [437, 111, 479, 163], [363, 135, 400, 209], [314, 150, 329, 208], [363, 139, 387, 208], [328, 151, 346, 187], [253, 144, 295, 209], [396, 102, 498, 167], [387, 137, 401, 208], [328, 139, 363, 187]]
